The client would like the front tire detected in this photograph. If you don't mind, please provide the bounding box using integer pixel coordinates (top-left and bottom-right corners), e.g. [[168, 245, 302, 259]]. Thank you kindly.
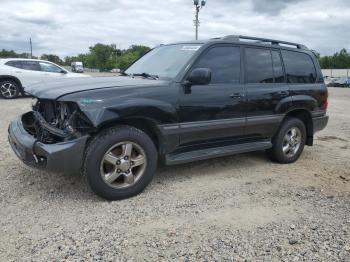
[[83, 126, 158, 200], [0, 80, 20, 99], [267, 117, 306, 164]]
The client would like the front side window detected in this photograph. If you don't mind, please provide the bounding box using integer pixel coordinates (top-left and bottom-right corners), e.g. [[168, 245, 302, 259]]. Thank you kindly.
[[125, 44, 202, 79], [245, 48, 274, 83], [39, 62, 63, 73], [282, 50, 316, 84], [192, 46, 241, 84], [21, 61, 40, 71]]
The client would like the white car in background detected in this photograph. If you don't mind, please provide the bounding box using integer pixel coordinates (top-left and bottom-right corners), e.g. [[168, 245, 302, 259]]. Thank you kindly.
[[0, 58, 90, 99]]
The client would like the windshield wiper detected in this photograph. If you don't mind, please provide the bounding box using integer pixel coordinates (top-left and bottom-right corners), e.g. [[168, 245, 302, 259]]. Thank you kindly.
[[131, 72, 159, 80]]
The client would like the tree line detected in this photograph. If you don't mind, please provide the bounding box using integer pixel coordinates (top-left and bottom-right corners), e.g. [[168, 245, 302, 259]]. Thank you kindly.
[[1, 45, 350, 70], [0, 43, 150, 71], [318, 49, 350, 69]]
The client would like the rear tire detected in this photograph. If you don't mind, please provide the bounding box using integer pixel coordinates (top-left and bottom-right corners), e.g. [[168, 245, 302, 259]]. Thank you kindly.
[[0, 80, 20, 99], [266, 117, 306, 164], [83, 125, 158, 200]]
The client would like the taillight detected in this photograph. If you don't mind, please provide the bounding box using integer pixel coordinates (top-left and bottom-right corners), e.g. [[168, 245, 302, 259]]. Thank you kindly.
[[325, 94, 328, 111]]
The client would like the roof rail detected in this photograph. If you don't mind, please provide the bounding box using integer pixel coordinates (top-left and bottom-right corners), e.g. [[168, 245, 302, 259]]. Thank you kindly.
[[222, 35, 308, 50]]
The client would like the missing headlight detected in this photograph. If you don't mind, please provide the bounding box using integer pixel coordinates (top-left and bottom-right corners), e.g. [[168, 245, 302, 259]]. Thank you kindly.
[[31, 97, 38, 108], [32, 99, 94, 143]]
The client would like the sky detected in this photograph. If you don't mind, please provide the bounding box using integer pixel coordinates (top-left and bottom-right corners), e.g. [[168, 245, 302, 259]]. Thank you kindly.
[[0, 0, 349, 57]]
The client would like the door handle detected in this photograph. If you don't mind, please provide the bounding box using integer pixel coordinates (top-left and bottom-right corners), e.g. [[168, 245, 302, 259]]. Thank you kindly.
[[15, 71, 22, 73], [230, 93, 244, 99]]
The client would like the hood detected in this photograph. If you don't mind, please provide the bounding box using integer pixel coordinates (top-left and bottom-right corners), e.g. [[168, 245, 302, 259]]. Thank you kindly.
[[26, 76, 169, 99]]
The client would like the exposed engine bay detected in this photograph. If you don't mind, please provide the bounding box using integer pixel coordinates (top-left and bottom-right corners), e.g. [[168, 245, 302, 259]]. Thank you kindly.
[[22, 98, 93, 144]]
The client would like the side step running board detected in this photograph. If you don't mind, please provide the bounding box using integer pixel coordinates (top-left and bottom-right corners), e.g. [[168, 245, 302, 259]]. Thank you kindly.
[[165, 141, 272, 165]]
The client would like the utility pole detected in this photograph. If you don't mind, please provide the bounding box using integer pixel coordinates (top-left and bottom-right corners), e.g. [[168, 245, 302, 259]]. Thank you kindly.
[[193, 0, 206, 40], [29, 38, 32, 58]]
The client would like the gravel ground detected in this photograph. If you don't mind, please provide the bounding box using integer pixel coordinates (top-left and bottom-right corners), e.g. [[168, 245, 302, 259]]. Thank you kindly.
[[0, 87, 349, 261]]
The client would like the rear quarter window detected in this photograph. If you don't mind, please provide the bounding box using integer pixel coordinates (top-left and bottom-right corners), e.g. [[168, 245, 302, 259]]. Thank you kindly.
[[5, 60, 22, 69], [282, 50, 317, 84]]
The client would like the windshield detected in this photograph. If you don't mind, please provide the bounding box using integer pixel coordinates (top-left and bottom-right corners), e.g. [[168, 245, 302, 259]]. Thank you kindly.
[[125, 44, 202, 79]]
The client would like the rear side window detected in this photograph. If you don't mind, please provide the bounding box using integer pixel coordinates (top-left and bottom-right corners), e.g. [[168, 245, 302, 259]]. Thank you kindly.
[[5, 60, 22, 69], [282, 50, 316, 84], [21, 61, 40, 71], [272, 51, 284, 83], [245, 48, 274, 83], [193, 46, 240, 84]]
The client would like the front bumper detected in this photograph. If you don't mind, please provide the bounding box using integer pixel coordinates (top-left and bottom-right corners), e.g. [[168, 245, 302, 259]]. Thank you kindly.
[[8, 115, 89, 174], [313, 115, 329, 133]]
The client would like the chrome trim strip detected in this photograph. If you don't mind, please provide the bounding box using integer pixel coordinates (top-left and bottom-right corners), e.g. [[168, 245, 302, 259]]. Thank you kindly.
[[158, 114, 284, 135]]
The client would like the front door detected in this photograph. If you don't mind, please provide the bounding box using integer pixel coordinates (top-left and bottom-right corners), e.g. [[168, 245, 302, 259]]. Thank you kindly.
[[179, 45, 246, 146], [38, 61, 66, 80]]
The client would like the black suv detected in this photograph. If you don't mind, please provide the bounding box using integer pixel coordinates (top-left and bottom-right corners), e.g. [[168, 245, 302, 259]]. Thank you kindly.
[[8, 35, 328, 200]]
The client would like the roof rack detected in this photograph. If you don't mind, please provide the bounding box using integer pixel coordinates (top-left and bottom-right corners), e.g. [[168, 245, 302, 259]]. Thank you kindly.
[[222, 35, 308, 50]]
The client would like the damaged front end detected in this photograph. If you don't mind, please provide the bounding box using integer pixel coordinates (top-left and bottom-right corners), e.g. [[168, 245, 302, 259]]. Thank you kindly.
[[8, 98, 94, 174], [23, 98, 94, 144]]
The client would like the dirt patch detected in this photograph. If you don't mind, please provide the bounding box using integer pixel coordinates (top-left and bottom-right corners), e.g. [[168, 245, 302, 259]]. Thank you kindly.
[[317, 135, 348, 142]]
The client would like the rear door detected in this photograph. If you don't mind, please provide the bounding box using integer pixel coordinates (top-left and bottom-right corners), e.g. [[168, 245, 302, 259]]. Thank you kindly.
[[179, 45, 246, 145], [281, 50, 326, 113], [15, 61, 45, 87], [244, 47, 291, 139]]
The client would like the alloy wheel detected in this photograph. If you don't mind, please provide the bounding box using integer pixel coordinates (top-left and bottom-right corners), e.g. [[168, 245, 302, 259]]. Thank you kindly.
[[282, 127, 302, 157], [0, 82, 17, 98], [100, 141, 147, 189]]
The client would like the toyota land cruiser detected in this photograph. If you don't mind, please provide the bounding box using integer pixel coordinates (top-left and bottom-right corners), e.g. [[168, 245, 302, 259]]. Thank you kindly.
[[8, 35, 328, 200]]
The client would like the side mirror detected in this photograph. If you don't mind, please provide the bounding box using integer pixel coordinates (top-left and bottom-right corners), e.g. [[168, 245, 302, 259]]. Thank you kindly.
[[186, 68, 211, 86], [61, 69, 68, 74]]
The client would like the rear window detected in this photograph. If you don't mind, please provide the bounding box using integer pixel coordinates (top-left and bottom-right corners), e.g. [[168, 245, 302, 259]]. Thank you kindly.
[[282, 50, 316, 84], [245, 48, 274, 83], [21, 61, 40, 71]]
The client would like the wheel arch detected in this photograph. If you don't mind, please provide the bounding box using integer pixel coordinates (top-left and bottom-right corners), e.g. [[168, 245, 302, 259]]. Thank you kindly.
[[95, 117, 163, 154], [283, 109, 313, 146], [0, 75, 23, 92]]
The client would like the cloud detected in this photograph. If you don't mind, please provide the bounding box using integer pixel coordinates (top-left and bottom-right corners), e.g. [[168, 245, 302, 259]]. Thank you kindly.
[[14, 16, 57, 27], [0, 0, 349, 57], [251, 0, 301, 15]]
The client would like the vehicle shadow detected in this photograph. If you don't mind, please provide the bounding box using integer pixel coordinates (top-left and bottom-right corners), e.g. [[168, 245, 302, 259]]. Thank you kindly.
[[0, 94, 32, 100], [16, 150, 270, 202]]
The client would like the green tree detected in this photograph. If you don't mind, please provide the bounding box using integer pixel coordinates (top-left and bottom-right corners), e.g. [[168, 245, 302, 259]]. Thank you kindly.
[[0, 44, 151, 71], [115, 45, 151, 70], [86, 43, 119, 71], [40, 54, 63, 65], [319, 48, 350, 69], [0, 49, 33, 58]]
